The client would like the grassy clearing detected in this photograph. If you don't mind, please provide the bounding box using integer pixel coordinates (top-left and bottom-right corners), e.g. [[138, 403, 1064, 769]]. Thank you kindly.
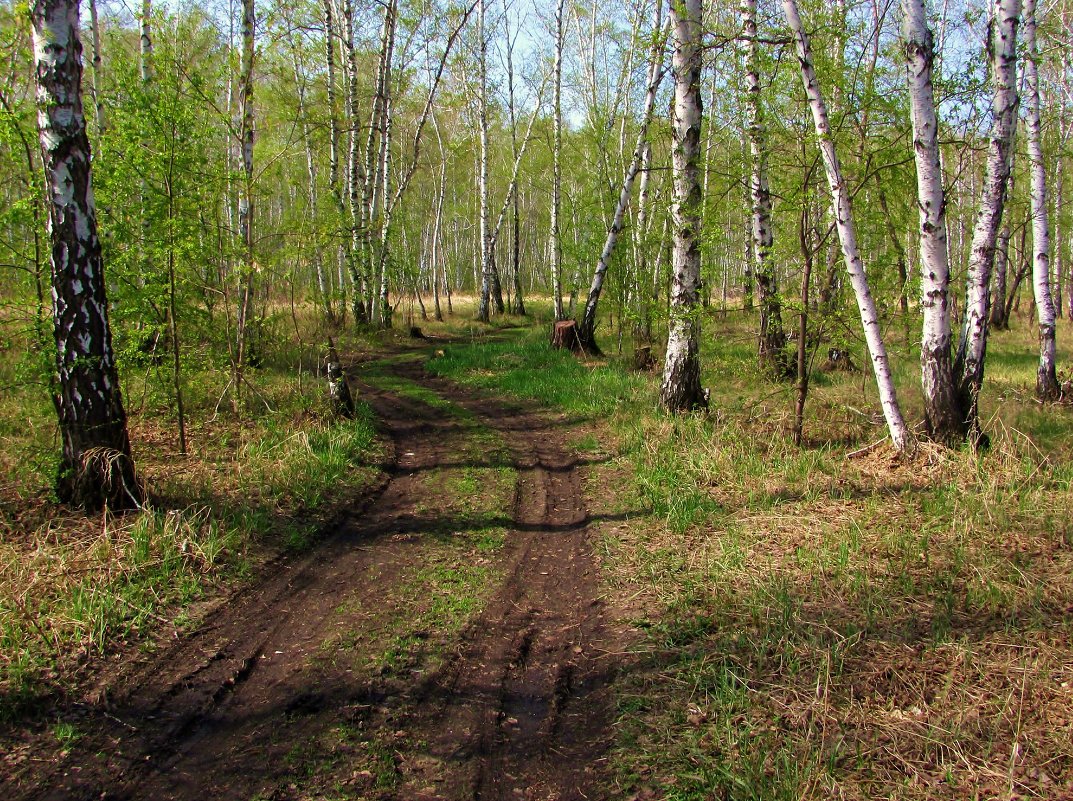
[[429, 309, 1073, 800]]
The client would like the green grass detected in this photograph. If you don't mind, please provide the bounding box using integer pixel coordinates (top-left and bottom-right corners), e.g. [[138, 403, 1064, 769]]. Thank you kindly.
[[424, 311, 1073, 801], [426, 327, 651, 418], [0, 338, 385, 718]]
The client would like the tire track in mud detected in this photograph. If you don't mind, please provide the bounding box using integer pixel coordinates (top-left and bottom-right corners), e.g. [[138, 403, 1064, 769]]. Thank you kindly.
[[388, 362, 617, 801], [15, 352, 617, 801]]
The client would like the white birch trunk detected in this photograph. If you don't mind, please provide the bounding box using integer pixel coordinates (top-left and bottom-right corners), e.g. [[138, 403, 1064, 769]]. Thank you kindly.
[[323, 0, 346, 321], [783, 0, 913, 452], [87, 0, 104, 135], [578, 2, 664, 352], [32, 0, 140, 509], [904, 0, 963, 441], [233, 0, 256, 412], [743, 0, 788, 374], [954, 0, 1021, 442], [1024, 0, 1060, 398], [476, 0, 492, 322], [551, 0, 565, 320], [660, 0, 706, 413]]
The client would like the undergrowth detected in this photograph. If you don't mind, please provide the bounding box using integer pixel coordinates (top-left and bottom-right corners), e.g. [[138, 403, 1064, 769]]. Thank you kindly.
[[0, 306, 385, 720], [429, 312, 1073, 800]]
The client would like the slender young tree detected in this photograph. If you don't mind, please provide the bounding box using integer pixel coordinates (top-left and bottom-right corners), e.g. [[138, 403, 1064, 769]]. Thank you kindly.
[[743, 0, 788, 375], [232, 0, 256, 412], [783, 0, 913, 452], [578, 0, 665, 353], [476, 0, 493, 322], [31, 0, 141, 510], [904, 0, 962, 442], [660, 0, 707, 413], [1023, 0, 1060, 398], [953, 0, 1021, 443], [86, 0, 105, 135], [551, 0, 566, 321]]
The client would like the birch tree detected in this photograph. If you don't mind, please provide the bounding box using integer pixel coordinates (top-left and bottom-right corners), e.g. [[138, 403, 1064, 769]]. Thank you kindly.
[[904, 0, 962, 442], [31, 0, 141, 509], [660, 0, 706, 413], [577, 1, 665, 354], [1023, 0, 1060, 399], [476, 0, 493, 323], [232, 0, 256, 411], [782, 0, 914, 453], [743, 0, 788, 376], [953, 0, 1021, 443], [86, 0, 104, 135], [551, 0, 565, 321]]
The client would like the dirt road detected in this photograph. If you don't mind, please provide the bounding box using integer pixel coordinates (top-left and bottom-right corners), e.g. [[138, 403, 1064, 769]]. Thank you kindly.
[[14, 352, 618, 801]]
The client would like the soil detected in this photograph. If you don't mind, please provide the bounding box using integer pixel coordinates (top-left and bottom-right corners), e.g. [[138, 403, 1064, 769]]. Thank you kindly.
[[5, 348, 621, 801]]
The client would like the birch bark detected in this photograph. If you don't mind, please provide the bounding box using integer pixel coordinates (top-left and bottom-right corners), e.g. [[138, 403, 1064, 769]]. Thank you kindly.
[[552, 0, 565, 321], [233, 0, 256, 412], [1023, 0, 1060, 398], [32, 0, 141, 509], [904, 0, 963, 441], [953, 0, 1021, 443], [660, 0, 707, 413], [477, 0, 493, 322], [783, 0, 913, 452], [743, 0, 788, 376], [578, 2, 665, 353]]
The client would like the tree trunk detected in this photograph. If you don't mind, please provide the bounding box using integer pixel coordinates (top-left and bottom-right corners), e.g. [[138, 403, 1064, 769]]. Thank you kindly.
[[503, 10, 525, 317], [904, 0, 963, 443], [476, 0, 493, 323], [87, 0, 105, 135], [990, 217, 1012, 329], [323, 0, 347, 323], [578, 1, 664, 353], [1023, 0, 1060, 399], [431, 114, 447, 322], [233, 0, 256, 414], [660, 0, 706, 414], [744, 0, 789, 377], [953, 0, 1021, 444], [32, 0, 141, 510], [326, 338, 355, 419], [783, 0, 913, 453], [551, 0, 565, 321]]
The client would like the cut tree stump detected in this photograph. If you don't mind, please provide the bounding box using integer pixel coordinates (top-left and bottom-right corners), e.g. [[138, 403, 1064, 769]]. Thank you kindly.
[[632, 345, 658, 372], [326, 337, 355, 419], [551, 320, 583, 351], [821, 347, 859, 373]]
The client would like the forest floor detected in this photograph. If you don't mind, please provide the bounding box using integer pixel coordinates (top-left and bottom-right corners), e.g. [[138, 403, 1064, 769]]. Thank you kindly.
[[5, 307, 1073, 800], [2, 339, 627, 800]]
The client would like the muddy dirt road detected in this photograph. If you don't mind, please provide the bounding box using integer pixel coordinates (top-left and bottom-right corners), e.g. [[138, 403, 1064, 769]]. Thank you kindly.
[[13, 352, 619, 801]]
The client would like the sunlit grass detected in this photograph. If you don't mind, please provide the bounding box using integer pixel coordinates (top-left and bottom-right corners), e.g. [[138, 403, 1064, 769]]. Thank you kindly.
[[428, 309, 1073, 801]]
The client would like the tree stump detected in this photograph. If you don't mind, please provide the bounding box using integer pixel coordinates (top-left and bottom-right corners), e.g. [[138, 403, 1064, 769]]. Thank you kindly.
[[821, 347, 859, 373], [551, 320, 582, 351], [326, 337, 355, 419], [632, 345, 657, 372]]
